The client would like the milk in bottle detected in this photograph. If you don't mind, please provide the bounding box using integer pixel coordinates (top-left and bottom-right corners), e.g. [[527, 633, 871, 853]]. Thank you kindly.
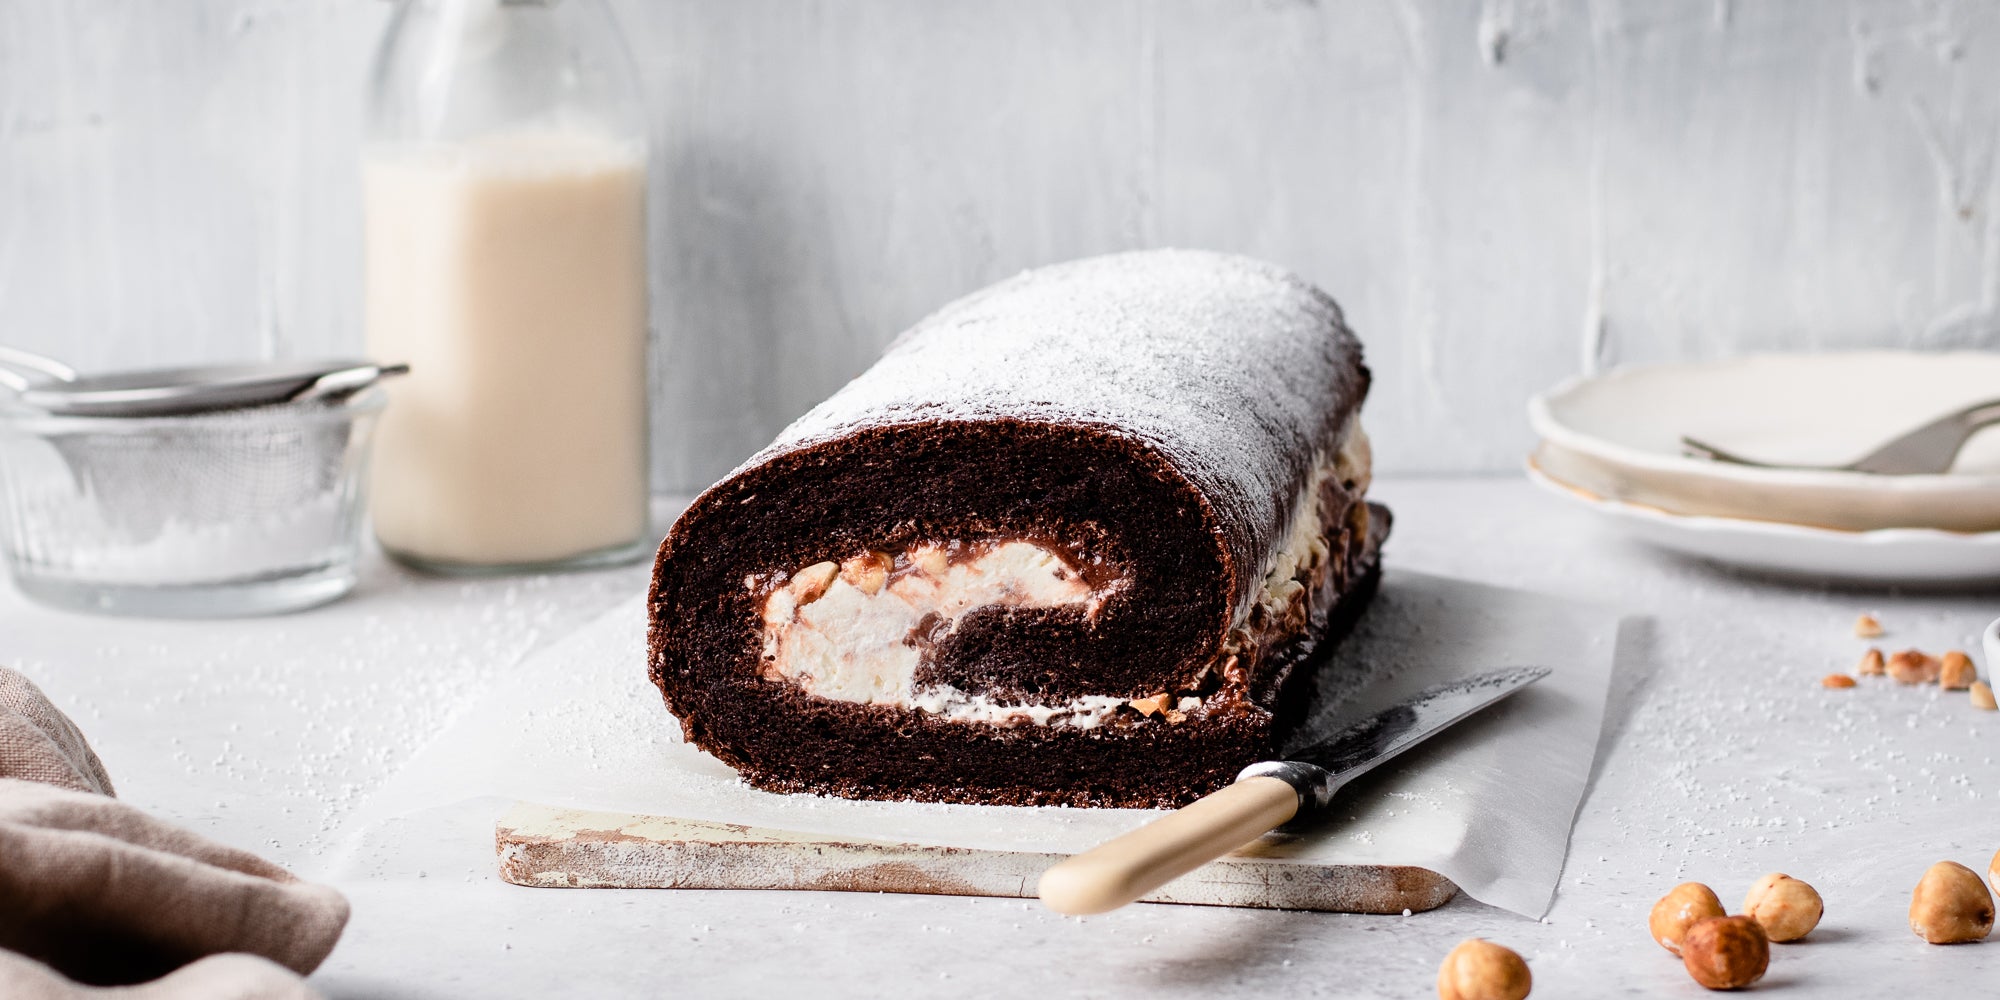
[[362, 0, 650, 572]]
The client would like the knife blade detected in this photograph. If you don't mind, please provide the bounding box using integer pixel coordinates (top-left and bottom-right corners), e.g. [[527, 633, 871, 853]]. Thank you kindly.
[[1037, 666, 1549, 916]]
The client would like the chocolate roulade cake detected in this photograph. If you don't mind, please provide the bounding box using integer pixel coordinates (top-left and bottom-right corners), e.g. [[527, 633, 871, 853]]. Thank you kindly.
[[647, 249, 1387, 808]]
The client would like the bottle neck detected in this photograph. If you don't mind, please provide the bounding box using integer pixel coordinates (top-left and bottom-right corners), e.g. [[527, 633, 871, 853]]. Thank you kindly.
[[366, 0, 645, 146]]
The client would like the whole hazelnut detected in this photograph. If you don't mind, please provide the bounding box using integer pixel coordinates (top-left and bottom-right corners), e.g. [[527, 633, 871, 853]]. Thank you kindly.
[[1886, 649, 1941, 684], [1940, 651, 1977, 690], [1858, 648, 1886, 676], [1741, 872, 1823, 942], [1910, 860, 1995, 944], [1680, 915, 1770, 991], [1436, 938, 1531, 1000], [1649, 882, 1726, 955]]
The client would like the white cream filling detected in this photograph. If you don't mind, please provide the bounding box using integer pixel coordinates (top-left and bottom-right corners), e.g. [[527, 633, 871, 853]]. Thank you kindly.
[[758, 541, 1129, 728], [755, 421, 1372, 729], [1241, 421, 1371, 630]]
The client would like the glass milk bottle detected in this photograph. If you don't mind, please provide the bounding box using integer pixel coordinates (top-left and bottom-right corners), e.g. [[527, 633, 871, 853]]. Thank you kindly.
[[362, 0, 650, 573]]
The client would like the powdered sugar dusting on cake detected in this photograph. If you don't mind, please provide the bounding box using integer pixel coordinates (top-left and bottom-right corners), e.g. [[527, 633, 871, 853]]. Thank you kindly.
[[726, 249, 1368, 611]]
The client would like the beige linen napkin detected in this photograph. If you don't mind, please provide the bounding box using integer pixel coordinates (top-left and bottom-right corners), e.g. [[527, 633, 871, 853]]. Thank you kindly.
[[0, 667, 348, 996], [0, 668, 113, 796]]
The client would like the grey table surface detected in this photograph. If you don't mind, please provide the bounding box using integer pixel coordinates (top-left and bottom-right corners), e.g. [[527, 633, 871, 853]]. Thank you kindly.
[[12, 477, 1999, 998]]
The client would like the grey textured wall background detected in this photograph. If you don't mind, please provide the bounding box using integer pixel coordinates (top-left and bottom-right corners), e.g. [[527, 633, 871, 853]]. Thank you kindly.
[[3, 1, 1999, 490]]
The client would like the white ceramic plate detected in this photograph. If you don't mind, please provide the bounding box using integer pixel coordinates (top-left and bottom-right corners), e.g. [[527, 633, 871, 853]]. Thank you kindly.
[[1528, 352, 2000, 532], [1528, 461, 2000, 585]]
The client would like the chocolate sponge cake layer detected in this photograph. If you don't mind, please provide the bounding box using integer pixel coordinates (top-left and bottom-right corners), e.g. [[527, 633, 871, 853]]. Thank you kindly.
[[648, 249, 1387, 807]]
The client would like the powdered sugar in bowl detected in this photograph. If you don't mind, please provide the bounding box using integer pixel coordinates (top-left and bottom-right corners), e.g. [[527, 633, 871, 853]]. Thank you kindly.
[[0, 385, 387, 617]]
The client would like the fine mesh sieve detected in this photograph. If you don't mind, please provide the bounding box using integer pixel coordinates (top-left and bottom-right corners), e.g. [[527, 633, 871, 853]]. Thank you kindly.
[[0, 391, 387, 617]]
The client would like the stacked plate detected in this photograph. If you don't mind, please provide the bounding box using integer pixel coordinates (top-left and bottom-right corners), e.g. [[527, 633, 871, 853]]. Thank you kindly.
[[1526, 351, 2000, 584]]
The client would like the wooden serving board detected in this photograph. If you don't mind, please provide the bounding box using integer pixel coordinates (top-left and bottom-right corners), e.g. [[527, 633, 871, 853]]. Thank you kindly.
[[495, 802, 1457, 913]]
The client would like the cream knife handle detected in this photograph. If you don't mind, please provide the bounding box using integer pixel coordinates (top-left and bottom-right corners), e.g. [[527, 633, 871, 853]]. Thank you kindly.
[[1037, 776, 1300, 916]]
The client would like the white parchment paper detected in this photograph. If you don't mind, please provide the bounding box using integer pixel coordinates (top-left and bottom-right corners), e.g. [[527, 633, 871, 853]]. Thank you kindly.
[[352, 570, 1622, 917]]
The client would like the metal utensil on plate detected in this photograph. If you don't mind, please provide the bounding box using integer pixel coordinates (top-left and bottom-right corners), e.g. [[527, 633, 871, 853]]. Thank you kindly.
[[1037, 666, 1549, 916], [1681, 397, 2000, 475], [0, 345, 408, 417]]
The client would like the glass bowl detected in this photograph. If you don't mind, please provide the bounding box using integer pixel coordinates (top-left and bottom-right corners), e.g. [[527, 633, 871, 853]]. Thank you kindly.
[[0, 389, 385, 617]]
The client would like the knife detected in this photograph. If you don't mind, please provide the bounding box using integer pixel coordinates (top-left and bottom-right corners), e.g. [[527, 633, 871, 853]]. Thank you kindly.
[[1037, 666, 1550, 915]]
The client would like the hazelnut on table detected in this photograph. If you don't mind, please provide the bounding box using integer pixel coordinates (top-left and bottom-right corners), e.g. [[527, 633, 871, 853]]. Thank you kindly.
[[1820, 674, 1856, 689], [1974, 681, 1998, 711], [1741, 873, 1823, 942], [1857, 648, 1885, 676], [1910, 861, 1994, 944], [1940, 651, 1978, 691], [1680, 915, 1769, 991], [1886, 649, 1941, 685], [1854, 614, 1884, 638], [1649, 882, 1726, 956], [1436, 938, 1531, 1000]]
